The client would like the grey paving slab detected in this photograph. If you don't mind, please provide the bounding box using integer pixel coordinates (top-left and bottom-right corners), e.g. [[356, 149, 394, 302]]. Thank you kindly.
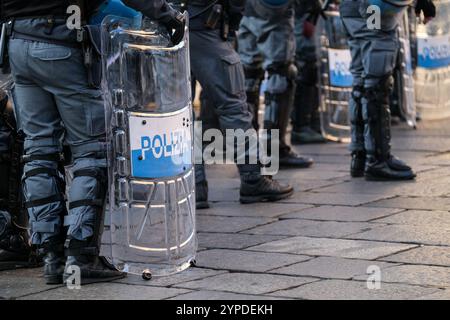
[[271, 279, 439, 300], [195, 249, 311, 272], [197, 202, 312, 218], [413, 289, 450, 300], [280, 205, 402, 222], [367, 196, 450, 211], [20, 283, 190, 300], [174, 272, 317, 295], [380, 246, 450, 267], [301, 154, 351, 164], [347, 224, 450, 246], [271, 257, 399, 280], [169, 290, 289, 300], [114, 268, 227, 287], [208, 189, 240, 202], [243, 219, 377, 238], [198, 232, 288, 249], [414, 167, 450, 181], [248, 236, 417, 260], [197, 215, 275, 233], [279, 192, 390, 206], [0, 268, 63, 299], [353, 264, 450, 288], [277, 178, 346, 193], [274, 168, 350, 181], [423, 152, 450, 166], [374, 210, 450, 226], [392, 136, 450, 152], [315, 179, 449, 197]]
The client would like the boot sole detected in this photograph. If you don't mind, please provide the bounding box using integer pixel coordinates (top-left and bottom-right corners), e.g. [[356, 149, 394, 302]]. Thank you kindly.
[[240, 189, 294, 204], [351, 171, 365, 178], [280, 162, 313, 169], [365, 173, 416, 181], [45, 274, 64, 285], [291, 139, 327, 145], [196, 201, 210, 210], [63, 273, 126, 286]]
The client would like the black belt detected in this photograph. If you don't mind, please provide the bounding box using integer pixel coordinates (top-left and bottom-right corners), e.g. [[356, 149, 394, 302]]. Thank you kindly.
[[11, 30, 81, 49]]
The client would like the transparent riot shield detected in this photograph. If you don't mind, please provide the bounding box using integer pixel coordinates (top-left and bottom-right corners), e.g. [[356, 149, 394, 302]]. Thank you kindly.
[[316, 10, 352, 143], [101, 13, 196, 279], [391, 12, 417, 128], [414, 0, 450, 120]]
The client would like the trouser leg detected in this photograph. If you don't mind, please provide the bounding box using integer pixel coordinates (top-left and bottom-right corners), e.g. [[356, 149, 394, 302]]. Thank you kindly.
[[12, 82, 67, 284], [190, 29, 261, 179]]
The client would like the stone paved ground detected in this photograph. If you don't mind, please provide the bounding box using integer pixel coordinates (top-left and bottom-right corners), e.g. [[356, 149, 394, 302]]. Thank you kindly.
[[2, 119, 450, 300]]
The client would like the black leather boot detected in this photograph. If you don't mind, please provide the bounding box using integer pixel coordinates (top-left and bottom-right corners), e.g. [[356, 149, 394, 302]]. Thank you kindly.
[[240, 175, 294, 204], [63, 239, 125, 285], [195, 180, 210, 209], [279, 148, 314, 168], [39, 239, 66, 285], [0, 211, 41, 271], [264, 69, 314, 169], [350, 151, 366, 178], [363, 79, 416, 181]]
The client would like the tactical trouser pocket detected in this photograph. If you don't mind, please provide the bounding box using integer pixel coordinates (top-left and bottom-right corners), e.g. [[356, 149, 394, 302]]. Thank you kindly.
[[221, 52, 245, 95]]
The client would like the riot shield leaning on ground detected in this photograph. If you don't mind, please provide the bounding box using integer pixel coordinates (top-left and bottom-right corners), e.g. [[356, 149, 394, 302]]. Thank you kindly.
[[413, 0, 450, 120], [316, 9, 352, 143], [101, 13, 197, 279], [391, 11, 417, 128]]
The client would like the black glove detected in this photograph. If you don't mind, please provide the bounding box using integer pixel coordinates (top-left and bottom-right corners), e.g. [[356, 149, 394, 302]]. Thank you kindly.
[[415, 0, 436, 22], [162, 10, 186, 46]]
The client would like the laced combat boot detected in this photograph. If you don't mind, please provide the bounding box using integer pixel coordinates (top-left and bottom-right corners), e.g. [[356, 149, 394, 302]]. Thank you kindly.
[[240, 175, 294, 204]]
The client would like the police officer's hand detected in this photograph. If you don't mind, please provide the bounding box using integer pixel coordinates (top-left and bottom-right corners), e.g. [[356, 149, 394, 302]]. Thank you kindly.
[[162, 11, 186, 46], [415, 0, 436, 24]]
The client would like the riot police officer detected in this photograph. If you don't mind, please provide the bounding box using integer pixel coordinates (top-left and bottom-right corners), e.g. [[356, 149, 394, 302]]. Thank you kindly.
[[0, 86, 38, 270], [340, 0, 435, 180], [291, 0, 327, 145], [0, 0, 187, 285], [237, 0, 315, 168], [139, 0, 294, 209]]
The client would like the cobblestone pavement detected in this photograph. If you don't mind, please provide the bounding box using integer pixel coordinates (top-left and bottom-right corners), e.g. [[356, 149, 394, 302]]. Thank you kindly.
[[2, 120, 450, 300]]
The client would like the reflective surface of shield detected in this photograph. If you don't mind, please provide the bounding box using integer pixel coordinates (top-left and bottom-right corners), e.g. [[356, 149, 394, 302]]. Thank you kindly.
[[414, 0, 450, 120], [102, 14, 196, 278], [317, 10, 352, 143]]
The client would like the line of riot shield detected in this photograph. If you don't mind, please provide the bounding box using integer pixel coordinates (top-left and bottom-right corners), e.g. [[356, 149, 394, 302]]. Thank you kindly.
[[413, 0, 450, 120], [101, 13, 196, 279], [316, 10, 352, 143], [391, 11, 417, 128]]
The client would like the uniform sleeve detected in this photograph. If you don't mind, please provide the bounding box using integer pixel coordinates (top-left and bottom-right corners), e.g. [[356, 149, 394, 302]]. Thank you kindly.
[[122, 0, 176, 22]]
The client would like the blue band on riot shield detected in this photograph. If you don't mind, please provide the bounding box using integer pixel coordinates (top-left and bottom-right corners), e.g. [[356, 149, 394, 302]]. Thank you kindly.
[[128, 110, 193, 179], [417, 36, 450, 69], [328, 49, 354, 87], [90, 0, 141, 25]]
